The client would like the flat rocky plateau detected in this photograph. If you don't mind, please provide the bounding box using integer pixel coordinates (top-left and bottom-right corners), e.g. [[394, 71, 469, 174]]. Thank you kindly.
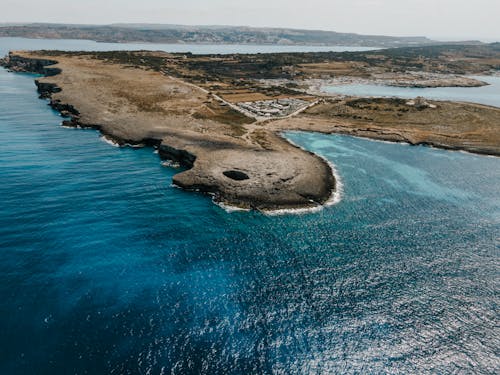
[[2, 51, 335, 211], [2, 50, 499, 211]]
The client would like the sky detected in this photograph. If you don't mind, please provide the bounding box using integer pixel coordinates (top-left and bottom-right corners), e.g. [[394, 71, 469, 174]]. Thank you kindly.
[[1, 0, 499, 41]]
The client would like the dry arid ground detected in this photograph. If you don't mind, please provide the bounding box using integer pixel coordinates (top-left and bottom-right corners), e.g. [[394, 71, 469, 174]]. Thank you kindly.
[[270, 98, 500, 156], [2, 48, 499, 210], [3, 51, 335, 211]]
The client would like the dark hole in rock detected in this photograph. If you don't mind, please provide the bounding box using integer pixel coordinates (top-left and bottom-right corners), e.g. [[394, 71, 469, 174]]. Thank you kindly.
[[223, 170, 250, 181]]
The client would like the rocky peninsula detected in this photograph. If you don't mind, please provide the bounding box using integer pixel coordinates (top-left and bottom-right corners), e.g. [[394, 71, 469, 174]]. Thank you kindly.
[[1, 51, 336, 211], [2, 46, 499, 211]]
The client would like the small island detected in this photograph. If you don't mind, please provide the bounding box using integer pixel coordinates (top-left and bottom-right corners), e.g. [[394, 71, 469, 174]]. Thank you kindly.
[[2, 43, 499, 211]]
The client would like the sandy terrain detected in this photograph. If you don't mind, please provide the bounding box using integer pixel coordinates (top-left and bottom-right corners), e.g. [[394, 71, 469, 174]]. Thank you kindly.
[[2, 50, 499, 211], [270, 98, 500, 156], [4, 51, 335, 211]]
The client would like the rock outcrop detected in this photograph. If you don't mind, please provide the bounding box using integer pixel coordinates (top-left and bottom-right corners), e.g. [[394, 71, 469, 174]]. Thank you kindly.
[[2, 51, 336, 211]]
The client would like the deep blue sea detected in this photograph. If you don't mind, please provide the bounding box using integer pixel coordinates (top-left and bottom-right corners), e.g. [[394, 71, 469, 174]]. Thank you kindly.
[[1, 40, 499, 374]]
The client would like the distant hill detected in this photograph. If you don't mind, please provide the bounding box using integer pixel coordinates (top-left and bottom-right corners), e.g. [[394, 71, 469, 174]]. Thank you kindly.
[[0, 23, 445, 47]]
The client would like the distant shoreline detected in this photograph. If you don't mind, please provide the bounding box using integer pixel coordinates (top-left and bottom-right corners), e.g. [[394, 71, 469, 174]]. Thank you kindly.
[[0, 36, 381, 49], [0, 23, 441, 48]]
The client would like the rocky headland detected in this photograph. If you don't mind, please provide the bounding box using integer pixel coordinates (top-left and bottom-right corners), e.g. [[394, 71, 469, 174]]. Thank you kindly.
[[1, 47, 499, 211], [1, 51, 336, 211]]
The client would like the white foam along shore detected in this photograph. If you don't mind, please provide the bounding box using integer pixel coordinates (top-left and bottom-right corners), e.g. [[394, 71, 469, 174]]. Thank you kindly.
[[264, 158, 343, 216], [96, 131, 341, 215], [217, 131, 343, 216], [99, 135, 122, 147], [266, 132, 343, 216]]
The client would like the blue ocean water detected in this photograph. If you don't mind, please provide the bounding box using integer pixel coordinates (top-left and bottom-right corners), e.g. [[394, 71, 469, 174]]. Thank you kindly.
[[323, 76, 500, 107], [1, 40, 500, 374]]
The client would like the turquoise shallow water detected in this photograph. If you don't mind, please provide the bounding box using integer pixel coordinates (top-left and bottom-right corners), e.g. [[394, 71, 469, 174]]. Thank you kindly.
[[1, 40, 500, 374], [323, 76, 500, 107]]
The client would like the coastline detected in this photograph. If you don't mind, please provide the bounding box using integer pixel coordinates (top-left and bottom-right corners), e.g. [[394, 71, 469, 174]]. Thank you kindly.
[[267, 132, 344, 216], [307, 74, 490, 90], [1, 51, 337, 212], [2, 49, 499, 212], [270, 97, 500, 157]]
